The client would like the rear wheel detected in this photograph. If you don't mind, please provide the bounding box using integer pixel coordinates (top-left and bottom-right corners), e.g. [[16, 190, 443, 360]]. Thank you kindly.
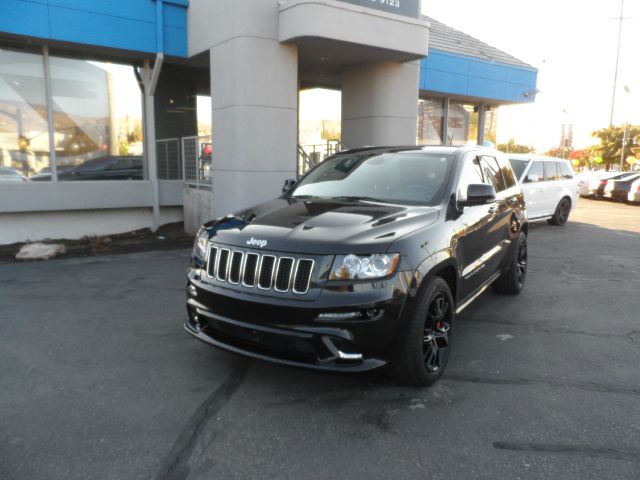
[[493, 232, 527, 295], [389, 277, 453, 387], [548, 197, 571, 226]]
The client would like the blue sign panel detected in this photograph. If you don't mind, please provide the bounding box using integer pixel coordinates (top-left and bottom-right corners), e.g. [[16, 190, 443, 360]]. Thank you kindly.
[[338, 0, 421, 18]]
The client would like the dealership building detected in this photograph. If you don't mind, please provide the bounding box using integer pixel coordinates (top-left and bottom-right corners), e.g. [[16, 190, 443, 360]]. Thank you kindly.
[[0, 0, 537, 245]]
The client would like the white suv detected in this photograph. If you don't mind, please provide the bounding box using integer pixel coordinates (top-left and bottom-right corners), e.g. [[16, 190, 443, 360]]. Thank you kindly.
[[508, 155, 579, 226]]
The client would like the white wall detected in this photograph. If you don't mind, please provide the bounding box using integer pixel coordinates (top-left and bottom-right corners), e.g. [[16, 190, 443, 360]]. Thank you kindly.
[[183, 188, 215, 235], [0, 207, 183, 245]]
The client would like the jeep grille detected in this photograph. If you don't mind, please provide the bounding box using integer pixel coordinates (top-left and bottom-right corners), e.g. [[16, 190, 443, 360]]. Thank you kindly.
[[206, 245, 314, 295]]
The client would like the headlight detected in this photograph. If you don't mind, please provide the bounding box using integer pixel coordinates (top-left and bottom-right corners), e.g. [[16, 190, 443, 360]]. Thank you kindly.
[[329, 253, 399, 280], [191, 227, 209, 267]]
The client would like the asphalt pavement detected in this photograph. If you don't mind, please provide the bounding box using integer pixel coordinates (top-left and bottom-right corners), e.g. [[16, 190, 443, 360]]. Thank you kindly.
[[1, 198, 639, 480]]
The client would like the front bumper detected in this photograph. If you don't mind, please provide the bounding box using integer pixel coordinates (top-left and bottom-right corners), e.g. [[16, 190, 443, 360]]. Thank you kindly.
[[184, 268, 412, 372]]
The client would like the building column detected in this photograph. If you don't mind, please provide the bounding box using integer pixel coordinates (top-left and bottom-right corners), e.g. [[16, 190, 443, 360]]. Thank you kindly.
[[209, 38, 298, 218], [341, 61, 420, 148]]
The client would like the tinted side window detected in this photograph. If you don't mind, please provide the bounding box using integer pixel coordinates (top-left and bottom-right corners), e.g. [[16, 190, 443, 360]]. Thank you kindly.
[[508, 159, 528, 180], [480, 156, 507, 192], [544, 162, 559, 181], [524, 161, 544, 183], [457, 157, 486, 200], [558, 162, 573, 179], [498, 157, 517, 188]]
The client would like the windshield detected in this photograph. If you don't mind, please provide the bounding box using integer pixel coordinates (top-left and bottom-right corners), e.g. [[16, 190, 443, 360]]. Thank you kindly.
[[508, 158, 529, 180], [288, 152, 454, 206]]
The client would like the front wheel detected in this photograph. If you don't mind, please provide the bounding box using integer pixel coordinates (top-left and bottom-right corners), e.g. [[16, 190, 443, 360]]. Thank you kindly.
[[548, 197, 572, 226], [493, 232, 528, 295], [389, 277, 454, 387]]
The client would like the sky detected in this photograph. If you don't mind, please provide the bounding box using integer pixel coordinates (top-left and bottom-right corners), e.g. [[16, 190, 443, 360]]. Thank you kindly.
[[421, 0, 640, 150]]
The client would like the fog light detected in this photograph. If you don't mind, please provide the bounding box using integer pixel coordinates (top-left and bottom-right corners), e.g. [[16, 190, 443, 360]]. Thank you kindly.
[[364, 308, 384, 320]]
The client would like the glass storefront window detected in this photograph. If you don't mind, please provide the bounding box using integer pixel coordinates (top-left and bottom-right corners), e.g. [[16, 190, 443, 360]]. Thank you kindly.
[[448, 102, 478, 146], [484, 106, 498, 146], [417, 98, 444, 145], [49, 57, 144, 181], [0, 49, 51, 181]]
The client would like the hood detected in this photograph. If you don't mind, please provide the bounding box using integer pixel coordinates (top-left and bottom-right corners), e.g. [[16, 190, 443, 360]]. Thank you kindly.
[[203, 198, 440, 254]]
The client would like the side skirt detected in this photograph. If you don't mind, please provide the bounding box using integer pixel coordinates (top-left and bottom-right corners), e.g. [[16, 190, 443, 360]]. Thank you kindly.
[[455, 271, 502, 314]]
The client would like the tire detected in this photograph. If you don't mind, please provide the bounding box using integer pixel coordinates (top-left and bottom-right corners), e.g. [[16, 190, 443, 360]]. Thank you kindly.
[[389, 277, 454, 387], [492, 232, 527, 295], [547, 197, 572, 226]]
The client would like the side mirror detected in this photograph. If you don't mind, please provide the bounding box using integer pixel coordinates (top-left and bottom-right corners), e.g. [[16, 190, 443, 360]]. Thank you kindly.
[[282, 178, 296, 193], [460, 183, 496, 207], [525, 173, 539, 183]]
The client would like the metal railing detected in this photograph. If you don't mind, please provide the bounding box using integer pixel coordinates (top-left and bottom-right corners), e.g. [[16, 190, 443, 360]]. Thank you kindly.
[[156, 138, 181, 180], [182, 135, 212, 190], [297, 140, 341, 176]]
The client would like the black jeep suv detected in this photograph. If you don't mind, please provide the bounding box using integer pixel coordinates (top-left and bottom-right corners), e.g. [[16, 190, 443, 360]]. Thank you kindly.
[[185, 146, 528, 386]]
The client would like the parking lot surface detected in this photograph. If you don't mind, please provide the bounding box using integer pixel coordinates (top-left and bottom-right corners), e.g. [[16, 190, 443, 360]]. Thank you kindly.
[[1, 198, 639, 480]]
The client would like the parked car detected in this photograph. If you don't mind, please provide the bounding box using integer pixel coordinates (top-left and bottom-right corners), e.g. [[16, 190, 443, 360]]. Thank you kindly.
[[627, 177, 640, 204], [30, 156, 143, 181], [578, 171, 620, 198], [602, 172, 640, 199], [507, 155, 578, 225], [606, 174, 640, 202], [0, 166, 28, 182], [185, 146, 528, 386]]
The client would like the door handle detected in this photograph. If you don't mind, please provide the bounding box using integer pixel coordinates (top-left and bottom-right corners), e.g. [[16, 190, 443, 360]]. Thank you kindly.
[[488, 204, 498, 214]]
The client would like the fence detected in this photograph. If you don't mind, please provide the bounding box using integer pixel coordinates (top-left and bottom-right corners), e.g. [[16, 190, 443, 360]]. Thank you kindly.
[[297, 140, 341, 176], [181, 135, 212, 189], [156, 138, 181, 180]]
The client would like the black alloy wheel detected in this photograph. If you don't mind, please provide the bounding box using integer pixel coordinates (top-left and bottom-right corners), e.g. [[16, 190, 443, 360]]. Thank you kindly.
[[548, 197, 571, 226], [492, 232, 528, 295], [516, 236, 528, 287], [390, 276, 454, 386], [423, 293, 451, 373]]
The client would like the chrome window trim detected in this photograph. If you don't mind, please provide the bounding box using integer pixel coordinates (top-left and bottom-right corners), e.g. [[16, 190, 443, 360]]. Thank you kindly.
[[274, 256, 295, 293], [292, 259, 314, 295]]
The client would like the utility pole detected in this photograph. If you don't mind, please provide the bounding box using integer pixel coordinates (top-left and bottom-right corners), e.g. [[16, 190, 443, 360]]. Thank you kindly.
[[620, 86, 631, 171], [609, 0, 625, 126]]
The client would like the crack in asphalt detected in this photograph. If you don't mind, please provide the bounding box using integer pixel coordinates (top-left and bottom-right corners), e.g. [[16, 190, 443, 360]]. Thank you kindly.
[[153, 361, 250, 480], [493, 441, 640, 461], [445, 373, 640, 395]]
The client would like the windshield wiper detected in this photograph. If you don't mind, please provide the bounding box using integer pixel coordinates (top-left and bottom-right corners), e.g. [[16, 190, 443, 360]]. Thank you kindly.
[[330, 195, 385, 203]]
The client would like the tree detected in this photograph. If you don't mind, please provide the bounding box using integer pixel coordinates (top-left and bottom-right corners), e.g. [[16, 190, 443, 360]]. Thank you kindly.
[[591, 125, 640, 171], [497, 138, 534, 154], [568, 147, 597, 170], [545, 146, 573, 159]]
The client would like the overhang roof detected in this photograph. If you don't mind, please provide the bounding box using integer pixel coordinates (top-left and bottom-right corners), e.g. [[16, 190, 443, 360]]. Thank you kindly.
[[424, 16, 533, 69]]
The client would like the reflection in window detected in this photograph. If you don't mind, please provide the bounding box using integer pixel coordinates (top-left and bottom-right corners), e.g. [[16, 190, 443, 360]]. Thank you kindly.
[[417, 98, 444, 145], [0, 49, 50, 181], [49, 57, 143, 181], [484, 106, 497, 145], [448, 102, 478, 146], [525, 161, 544, 183]]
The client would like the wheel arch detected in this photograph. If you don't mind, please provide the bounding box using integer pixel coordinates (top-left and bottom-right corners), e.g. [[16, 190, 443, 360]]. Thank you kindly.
[[407, 252, 460, 308]]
